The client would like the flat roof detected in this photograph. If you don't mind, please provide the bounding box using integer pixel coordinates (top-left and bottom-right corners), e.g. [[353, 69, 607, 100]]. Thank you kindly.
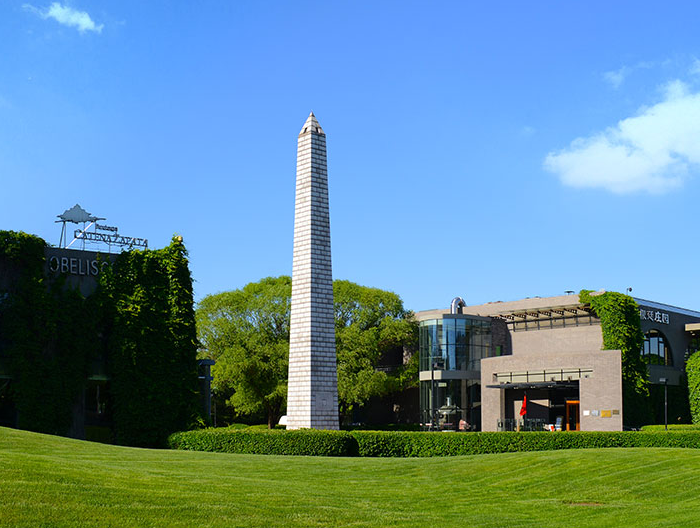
[[415, 294, 586, 321], [634, 298, 700, 319], [415, 293, 700, 321]]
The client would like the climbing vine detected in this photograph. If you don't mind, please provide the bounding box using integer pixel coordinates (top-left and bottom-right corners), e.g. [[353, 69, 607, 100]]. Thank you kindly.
[[579, 290, 652, 426], [0, 230, 199, 446], [686, 351, 700, 424], [98, 236, 199, 447], [0, 231, 96, 435]]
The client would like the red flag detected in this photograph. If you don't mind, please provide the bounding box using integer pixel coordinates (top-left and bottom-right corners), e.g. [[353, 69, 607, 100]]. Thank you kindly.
[[519, 394, 527, 417]]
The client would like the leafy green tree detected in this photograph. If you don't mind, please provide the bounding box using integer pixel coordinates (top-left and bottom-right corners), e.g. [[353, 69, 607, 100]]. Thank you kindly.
[[333, 280, 417, 417], [196, 277, 291, 428], [196, 277, 417, 428]]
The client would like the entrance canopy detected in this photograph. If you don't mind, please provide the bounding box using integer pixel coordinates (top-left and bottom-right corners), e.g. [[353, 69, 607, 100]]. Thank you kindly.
[[491, 367, 593, 386], [486, 381, 578, 390]]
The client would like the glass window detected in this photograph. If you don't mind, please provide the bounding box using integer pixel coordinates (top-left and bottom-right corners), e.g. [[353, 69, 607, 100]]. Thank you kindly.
[[420, 379, 472, 431], [641, 329, 672, 366], [443, 318, 456, 370]]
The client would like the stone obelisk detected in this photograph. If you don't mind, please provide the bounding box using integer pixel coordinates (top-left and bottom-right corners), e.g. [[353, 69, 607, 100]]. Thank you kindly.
[[286, 112, 339, 430]]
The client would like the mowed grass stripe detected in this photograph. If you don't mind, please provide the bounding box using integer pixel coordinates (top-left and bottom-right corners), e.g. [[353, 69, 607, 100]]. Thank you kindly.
[[3, 427, 700, 528]]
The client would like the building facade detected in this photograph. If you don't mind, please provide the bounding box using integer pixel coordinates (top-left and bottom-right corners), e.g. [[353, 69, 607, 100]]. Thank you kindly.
[[416, 293, 700, 432], [0, 237, 202, 445]]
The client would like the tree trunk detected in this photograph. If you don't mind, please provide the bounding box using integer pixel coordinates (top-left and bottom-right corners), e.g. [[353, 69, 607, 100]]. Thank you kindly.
[[267, 404, 282, 429]]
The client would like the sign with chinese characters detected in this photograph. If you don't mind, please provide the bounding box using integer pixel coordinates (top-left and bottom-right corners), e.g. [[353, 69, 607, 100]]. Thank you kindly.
[[640, 308, 670, 325]]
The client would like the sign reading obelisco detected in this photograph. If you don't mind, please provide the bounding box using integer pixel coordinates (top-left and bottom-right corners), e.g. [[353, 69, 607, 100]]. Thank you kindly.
[[286, 112, 339, 430]]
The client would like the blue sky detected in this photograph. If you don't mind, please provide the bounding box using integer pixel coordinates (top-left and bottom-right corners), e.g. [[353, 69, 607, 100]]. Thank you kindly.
[[1, 1, 700, 312]]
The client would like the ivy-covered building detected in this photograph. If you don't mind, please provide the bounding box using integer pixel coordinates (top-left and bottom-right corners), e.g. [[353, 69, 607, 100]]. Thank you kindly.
[[0, 231, 200, 446], [416, 292, 700, 432]]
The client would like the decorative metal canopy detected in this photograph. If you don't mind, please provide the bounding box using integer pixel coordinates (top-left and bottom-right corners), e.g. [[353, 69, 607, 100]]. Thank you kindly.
[[56, 204, 104, 225]]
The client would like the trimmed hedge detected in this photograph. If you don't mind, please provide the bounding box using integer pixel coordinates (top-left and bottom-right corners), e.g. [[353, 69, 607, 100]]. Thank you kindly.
[[350, 430, 700, 456], [169, 428, 700, 457], [168, 428, 357, 456]]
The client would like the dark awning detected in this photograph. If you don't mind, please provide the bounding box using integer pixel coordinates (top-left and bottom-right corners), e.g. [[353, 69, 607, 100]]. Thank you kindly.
[[486, 381, 579, 390]]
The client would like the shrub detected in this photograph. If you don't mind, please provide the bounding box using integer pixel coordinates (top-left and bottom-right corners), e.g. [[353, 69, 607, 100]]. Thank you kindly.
[[168, 428, 357, 456], [169, 428, 700, 458], [349, 430, 700, 456]]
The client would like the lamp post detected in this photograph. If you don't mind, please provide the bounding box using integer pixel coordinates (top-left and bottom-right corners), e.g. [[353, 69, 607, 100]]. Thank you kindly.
[[197, 358, 216, 422], [659, 377, 668, 431], [431, 358, 442, 430], [430, 356, 435, 431]]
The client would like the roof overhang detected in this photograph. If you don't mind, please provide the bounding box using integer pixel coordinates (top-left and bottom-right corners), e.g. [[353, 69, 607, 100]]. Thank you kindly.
[[686, 323, 700, 334], [486, 382, 579, 390], [493, 304, 592, 322]]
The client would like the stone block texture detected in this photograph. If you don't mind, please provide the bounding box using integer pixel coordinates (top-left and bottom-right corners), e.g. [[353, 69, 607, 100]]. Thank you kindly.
[[286, 112, 339, 430], [480, 349, 623, 432]]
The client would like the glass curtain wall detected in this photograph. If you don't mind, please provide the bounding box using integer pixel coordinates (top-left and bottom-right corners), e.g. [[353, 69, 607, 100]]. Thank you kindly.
[[419, 317, 491, 371], [419, 316, 492, 431]]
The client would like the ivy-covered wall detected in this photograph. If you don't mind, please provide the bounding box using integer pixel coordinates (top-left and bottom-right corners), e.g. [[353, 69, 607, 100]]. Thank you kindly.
[[98, 236, 199, 446], [0, 231, 97, 435], [0, 230, 199, 446], [579, 290, 652, 427], [687, 351, 700, 424]]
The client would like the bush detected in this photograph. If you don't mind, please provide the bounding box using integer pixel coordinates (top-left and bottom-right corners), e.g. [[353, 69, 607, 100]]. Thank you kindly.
[[349, 430, 700, 456], [168, 428, 357, 456], [169, 428, 700, 458]]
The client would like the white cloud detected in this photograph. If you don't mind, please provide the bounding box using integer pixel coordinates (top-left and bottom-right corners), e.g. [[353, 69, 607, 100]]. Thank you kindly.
[[23, 2, 103, 34], [603, 61, 653, 89], [690, 58, 700, 76], [544, 80, 700, 194], [603, 66, 630, 89]]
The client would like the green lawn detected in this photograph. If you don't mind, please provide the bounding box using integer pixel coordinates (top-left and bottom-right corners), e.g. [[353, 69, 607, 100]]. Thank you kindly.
[[2, 427, 700, 528]]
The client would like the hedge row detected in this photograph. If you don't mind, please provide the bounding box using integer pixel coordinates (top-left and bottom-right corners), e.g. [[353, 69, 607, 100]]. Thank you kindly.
[[168, 428, 357, 456], [169, 428, 700, 457]]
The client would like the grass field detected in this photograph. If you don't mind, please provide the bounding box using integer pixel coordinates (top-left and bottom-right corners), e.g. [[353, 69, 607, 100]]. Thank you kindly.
[[3, 427, 700, 528]]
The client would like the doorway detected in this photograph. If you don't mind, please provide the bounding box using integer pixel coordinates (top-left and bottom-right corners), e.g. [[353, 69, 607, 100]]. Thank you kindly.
[[565, 400, 580, 431]]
